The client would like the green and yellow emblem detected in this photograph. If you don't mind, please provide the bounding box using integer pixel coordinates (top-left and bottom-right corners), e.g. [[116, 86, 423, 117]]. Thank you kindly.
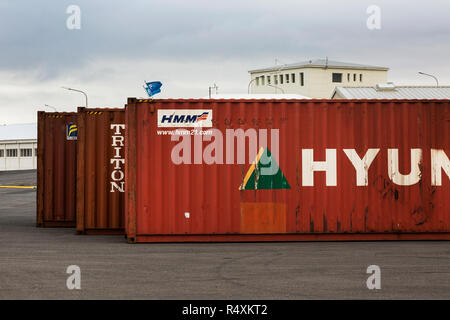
[[239, 147, 291, 190]]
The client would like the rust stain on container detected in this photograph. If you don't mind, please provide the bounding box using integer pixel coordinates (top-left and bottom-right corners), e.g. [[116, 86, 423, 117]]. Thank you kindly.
[[125, 99, 450, 243], [240, 202, 286, 233], [76, 108, 125, 234], [36, 111, 77, 227]]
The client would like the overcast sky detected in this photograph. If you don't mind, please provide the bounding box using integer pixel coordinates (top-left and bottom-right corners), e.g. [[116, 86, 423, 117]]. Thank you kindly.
[[1, 0, 450, 124]]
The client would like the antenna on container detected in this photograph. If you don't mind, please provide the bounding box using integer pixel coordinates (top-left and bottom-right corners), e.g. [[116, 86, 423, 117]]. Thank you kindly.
[[208, 83, 218, 99]]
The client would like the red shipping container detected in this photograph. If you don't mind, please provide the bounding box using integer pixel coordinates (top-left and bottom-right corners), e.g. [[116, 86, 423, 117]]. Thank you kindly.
[[125, 99, 450, 243], [76, 108, 125, 234], [37, 112, 78, 227]]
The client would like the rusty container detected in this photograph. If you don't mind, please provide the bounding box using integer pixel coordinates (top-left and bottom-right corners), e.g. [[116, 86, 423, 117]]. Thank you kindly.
[[76, 108, 125, 234], [37, 111, 78, 227], [125, 98, 450, 243]]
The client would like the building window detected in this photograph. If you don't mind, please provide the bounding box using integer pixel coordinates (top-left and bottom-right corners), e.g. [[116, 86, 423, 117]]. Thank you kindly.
[[300, 72, 304, 86], [353, 74, 357, 81], [267, 75, 271, 85], [360, 74, 363, 82], [291, 73, 295, 83], [279, 74, 283, 84], [285, 74, 289, 84], [332, 73, 343, 83], [6, 149, 18, 157], [255, 77, 259, 86], [0, 150, 3, 157], [261, 76, 265, 86], [20, 149, 32, 157], [35, 148, 38, 156], [347, 73, 350, 82]]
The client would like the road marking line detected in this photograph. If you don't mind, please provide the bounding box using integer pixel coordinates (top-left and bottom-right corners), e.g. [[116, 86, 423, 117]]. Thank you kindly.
[[0, 186, 36, 189]]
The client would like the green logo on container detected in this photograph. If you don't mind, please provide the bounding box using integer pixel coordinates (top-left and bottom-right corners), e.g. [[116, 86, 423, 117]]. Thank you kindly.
[[239, 147, 291, 190]]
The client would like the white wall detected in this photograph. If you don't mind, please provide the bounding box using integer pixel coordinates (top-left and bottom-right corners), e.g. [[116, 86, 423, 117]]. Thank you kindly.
[[0, 140, 37, 171], [250, 67, 388, 98]]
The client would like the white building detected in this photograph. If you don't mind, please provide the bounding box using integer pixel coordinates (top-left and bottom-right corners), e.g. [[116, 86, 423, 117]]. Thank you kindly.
[[249, 59, 389, 99], [331, 83, 450, 99], [0, 123, 37, 171]]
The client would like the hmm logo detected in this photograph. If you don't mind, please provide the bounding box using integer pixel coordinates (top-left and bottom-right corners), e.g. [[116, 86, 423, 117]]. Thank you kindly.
[[67, 123, 78, 140], [158, 109, 213, 128]]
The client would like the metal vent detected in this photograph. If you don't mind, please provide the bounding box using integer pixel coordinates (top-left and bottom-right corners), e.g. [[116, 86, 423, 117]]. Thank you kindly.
[[375, 82, 396, 91]]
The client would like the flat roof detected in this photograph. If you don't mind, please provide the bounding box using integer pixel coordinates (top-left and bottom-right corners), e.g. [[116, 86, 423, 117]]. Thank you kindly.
[[0, 123, 37, 142], [249, 59, 389, 73]]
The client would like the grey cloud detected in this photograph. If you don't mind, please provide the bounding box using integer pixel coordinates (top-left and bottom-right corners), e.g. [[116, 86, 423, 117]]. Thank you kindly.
[[1, 0, 449, 76]]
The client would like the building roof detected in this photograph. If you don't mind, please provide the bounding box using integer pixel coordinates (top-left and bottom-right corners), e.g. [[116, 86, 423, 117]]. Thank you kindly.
[[332, 84, 450, 99], [203, 93, 311, 99], [0, 123, 37, 141], [249, 59, 389, 73]]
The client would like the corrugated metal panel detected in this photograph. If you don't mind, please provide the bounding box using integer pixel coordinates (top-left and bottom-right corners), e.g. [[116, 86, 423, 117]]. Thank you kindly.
[[37, 112, 77, 227], [334, 86, 450, 100], [76, 108, 125, 234], [125, 99, 450, 243]]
